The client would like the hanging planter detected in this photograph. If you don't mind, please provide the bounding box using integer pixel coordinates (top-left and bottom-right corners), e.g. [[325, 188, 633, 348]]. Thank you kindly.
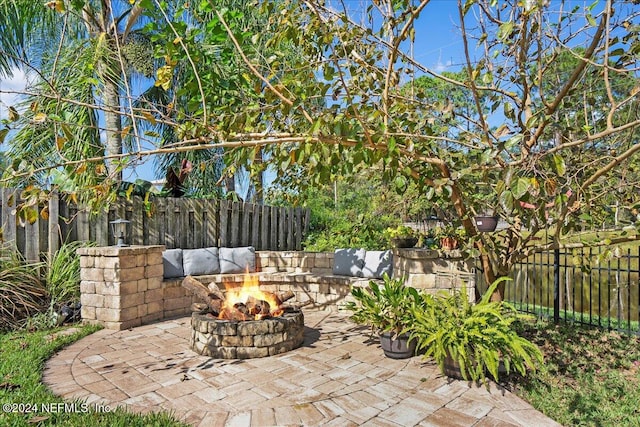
[[474, 216, 499, 232]]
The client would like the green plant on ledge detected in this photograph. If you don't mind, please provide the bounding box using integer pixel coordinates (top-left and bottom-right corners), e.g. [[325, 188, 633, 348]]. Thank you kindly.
[[433, 225, 466, 250], [408, 278, 543, 384], [344, 273, 422, 336], [383, 225, 420, 248]]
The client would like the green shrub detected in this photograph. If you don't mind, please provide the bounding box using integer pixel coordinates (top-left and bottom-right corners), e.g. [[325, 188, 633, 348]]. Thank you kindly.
[[0, 246, 48, 331], [408, 278, 544, 384], [45, 241, 92, 305], [344, 274, 423, 336]]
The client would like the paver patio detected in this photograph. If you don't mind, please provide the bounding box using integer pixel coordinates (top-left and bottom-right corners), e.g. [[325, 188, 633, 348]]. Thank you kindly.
[[42, 309, 561, 426]]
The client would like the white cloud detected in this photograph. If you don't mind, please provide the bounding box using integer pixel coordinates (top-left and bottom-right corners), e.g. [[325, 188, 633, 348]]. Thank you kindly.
[[433, 49, 453, 73], [0, 69, 29, 120]]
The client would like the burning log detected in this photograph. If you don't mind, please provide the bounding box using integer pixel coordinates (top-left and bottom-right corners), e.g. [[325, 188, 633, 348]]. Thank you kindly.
[[183, 273, 312, 321], [190, 302, 209, 313], [275, 290, 295, 305], [181, 275, 223, 313]]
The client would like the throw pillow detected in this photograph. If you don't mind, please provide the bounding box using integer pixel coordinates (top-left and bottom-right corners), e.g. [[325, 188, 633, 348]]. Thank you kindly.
[[362, 250, 393, 279], [332, 248, 366, 277], [162, 248, 184, 278], [219, 246, 256, 273], [182, 247, 220, 276]]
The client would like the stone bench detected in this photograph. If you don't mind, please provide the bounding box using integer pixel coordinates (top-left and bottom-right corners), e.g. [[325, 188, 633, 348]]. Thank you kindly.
[[78, 247, 475, 330]]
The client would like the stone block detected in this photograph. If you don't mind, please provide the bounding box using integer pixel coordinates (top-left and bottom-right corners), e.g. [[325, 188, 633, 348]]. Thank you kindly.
[[81, 305, 96, 320], [313, 257, 331, 269], [237, 321, 271, 336], [145, 263, 163, 279], [118, 255, 138, 269], [96, 256, 120, 270], [79, 256, 94, 269], [299, 255, 313, 271], [145, 288, 164, 303], [146, 301, 163, 315], [95, 282, 120, 296], [146, 252, 163, 266], [102, 268, 117, 282], [206, 346, 236, 358], [96, 307, 120, 322], [164, 286, 187, 299], [236, 346, 269, 359], [119, 306, 139, 322], [221, 335, 254, 347], [119, 318, 142, 330], [137, 304, 148, 318], [165, 307, 189, 318], [80, 281, 96, 294], [405, 274, 436, 289], [141, 312, 162, 324], [119, 281, 138, 295], [148, 277, 163, 290], [137, 278, 148, 293], [254, 333, 284, 347], [164, 296, 190, 311], [135, 254, 147, 267], [80, 293, 104, 308], [121, 292, 144, 309], [306, 283, 321, 293], [80, 268, 103, 282], [118, 267, 145, 282]]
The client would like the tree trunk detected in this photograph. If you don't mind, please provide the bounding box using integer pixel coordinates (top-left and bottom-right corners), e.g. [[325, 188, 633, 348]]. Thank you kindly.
[[438, 161, 503, 302], [102, 77, 123, 180]]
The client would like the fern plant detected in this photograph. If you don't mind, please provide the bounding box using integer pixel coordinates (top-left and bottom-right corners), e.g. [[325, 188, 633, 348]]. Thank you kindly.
[[344, 273, 423, 336], [408, 277, 543, 383]]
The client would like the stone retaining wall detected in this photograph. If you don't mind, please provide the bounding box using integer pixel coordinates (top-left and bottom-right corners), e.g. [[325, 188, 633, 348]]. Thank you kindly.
[[78, 246, 196, 330], [393, 248, 476, 301], [80, 247, 475, 330]]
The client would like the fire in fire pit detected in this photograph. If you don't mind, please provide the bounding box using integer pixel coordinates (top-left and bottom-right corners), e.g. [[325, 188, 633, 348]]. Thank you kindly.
[[218, 273, 289, 321], [182, 272, 310, 359]]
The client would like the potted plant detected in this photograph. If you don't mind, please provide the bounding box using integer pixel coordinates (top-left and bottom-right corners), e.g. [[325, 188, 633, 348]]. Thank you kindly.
[[433, 225, 465, 250], [474, 214, 499, 232], [344, 274, 424, 359], [384, 225, 418, 248], [407, 278, 543, 383]]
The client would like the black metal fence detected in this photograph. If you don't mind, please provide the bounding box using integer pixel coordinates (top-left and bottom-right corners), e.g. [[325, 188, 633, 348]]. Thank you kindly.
[[477, 245, 640, 335]]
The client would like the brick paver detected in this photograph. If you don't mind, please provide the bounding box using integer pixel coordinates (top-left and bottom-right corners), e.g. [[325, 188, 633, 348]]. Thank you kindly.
[[42, 310, 561, 426]]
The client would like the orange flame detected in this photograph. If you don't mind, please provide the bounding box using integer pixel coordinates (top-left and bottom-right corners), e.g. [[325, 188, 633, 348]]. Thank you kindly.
[[219, 269, 280, 320]]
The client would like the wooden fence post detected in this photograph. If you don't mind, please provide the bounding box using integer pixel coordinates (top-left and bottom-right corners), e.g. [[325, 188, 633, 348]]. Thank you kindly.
[[1, 188, 17, 250], [48, 191, 60, 259]]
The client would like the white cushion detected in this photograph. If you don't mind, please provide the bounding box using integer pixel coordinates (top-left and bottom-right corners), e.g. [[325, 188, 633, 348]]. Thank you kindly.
[[332, 248, 365, 277], [362, 250, 393, 279], [219, 247, 256, 273], [182, 247, 220, 276]]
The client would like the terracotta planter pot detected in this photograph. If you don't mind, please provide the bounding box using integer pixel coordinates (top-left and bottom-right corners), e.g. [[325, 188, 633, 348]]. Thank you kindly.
[[440, 237, 459, 251], [443, 353, 507, 380], [380, 332, 417, 359]]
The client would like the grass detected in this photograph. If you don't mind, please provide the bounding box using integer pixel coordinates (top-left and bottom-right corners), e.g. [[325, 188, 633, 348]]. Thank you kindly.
[[0, 325, 187, 427], [513, 319, 640, 426]]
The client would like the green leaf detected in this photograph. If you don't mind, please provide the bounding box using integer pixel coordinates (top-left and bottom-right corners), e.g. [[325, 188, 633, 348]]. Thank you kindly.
[[0, 128, 8, 144], [497, 22, 515, 41], [552, 154, 566, 177], [511, 177, 530, 199]]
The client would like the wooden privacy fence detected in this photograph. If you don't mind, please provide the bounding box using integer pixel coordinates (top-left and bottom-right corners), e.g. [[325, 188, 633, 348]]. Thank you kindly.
[[0, 188, 310, 261]]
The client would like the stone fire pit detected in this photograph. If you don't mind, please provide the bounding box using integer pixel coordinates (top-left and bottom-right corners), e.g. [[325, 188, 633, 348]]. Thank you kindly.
[[189, 310, 305, 359]]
